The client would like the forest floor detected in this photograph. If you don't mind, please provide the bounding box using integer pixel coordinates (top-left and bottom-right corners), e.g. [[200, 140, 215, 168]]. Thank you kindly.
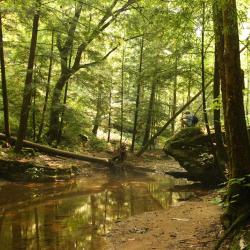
[[105, 192, 227, 250]]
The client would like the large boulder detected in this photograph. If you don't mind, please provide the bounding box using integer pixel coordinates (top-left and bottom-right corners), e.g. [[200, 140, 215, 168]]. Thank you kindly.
[[163, 127, 225, 185]]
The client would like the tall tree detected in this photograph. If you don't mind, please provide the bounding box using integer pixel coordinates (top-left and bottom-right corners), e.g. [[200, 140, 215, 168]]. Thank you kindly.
[[0, 13, 10, 138], [142, 78, 157, 146], [212, 0, 227, 172], [201, 2, 212, 144], [171, 57, 178, 133], [120, 46, 126, 144], [47, 0, 135, 144], [15, 1, 40, 151], [219, 0, 250, 229], [131, 36, 144, 152], [37, 30, 54, 142], [92, 81, 103, 136]]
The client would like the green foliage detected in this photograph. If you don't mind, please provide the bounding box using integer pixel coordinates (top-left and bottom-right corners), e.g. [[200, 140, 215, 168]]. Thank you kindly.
[[24, 167, 44, 180], [87, 136, 109, 151], [0, 0, 249, 151]]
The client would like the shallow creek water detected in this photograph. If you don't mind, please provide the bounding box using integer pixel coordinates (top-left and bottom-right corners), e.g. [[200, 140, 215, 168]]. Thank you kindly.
[[0, 170, 194, 250]]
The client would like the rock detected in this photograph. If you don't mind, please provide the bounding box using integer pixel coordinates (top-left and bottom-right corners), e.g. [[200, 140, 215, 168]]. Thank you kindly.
[[163, 127, 225, 185]]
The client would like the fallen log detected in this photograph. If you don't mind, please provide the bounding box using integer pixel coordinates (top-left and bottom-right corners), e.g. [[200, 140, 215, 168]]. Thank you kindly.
[[0, 133, 110, 165]]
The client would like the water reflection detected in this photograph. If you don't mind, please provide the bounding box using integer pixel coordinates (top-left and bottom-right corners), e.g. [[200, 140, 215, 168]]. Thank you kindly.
[[0, 173, 193, 250]]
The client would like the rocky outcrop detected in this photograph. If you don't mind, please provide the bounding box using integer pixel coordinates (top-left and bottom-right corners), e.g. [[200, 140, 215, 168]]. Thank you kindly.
[[163, 127, 225, 185]]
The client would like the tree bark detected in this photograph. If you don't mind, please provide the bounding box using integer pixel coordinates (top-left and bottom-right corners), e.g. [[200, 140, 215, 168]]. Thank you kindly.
[[220, 0, 250, 230], [201, 2, 213, 144], [212, 3, 228, 172], [120, 46, 125, 145], [15, 5, 40, 151], [0, 13, 10, 138], [56, 81, 68, 145], [32, 74, 37, 142], [131, 36, 144, 152], [37, 31, 54, 142], [142, 79, 157, 146], [222, 0, 250, 178], [171, 57, 178, 133], [107, 85, 112, 142], [92, 81, 103, 136]]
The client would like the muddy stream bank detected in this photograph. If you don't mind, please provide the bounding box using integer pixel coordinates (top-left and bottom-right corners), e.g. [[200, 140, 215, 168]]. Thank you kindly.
[[0, 158, 223, 250]]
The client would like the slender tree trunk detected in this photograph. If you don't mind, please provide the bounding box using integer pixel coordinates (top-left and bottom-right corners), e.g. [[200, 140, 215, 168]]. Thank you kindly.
[[246, 49, 249, 126], [142, 79, 157, 146], [107, 86, 112, 142], [201, 2, 212, 140], [120, 47, 125, 145], [212, 5, 227, 172], [32, 76, 37, 142], [131, 36, 144, 152], [56, 49, 74, 146], [213, 0, 231, 175], [92, 81, 103, 136], [0, 13, 10, 138], [37, 31, 54, 142], [15, 5, 40, 152], [48, 72, 70, 144], [56, 81, 68, 145], [171, 57, 178, 133]]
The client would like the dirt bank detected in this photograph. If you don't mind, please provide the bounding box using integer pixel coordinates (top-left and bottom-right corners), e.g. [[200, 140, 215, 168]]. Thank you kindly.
[[105, 193, 228, 250]]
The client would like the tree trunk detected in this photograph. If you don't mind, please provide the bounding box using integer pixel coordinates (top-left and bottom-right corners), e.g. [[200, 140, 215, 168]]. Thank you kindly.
[[171, 57, 178, 133], [220, 0, 250, 229], [222, 0, 250, 177], [37, 31, 54, 142], [131, 36, 144, 152], [213, 0, 231, 176], [213, 27, 227, 172], [47, 3, 82, 144], [32, 77, 37, 142], [47, 72, 71, 144], [120, 47, 125, 145], [142, 79, 157, 146], [201, 2, 213, 144], [92, 81, 103, 136], [0, 13, 10, 138], [15, 6, 40, 152], [107, 86, 112, 142], [246, 49, 249, 126], [56, 81, 68, 145]]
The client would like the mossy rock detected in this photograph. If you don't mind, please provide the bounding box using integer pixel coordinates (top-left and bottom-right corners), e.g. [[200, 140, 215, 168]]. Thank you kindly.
[[164, 127, 225, 184]]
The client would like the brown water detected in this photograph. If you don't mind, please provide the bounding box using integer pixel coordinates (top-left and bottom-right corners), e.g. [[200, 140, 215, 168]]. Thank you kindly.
[[0, 171, 193, 250]]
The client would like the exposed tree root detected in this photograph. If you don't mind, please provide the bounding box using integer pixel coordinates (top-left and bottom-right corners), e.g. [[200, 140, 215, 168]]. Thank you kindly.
[[213, 211, 250, 250]]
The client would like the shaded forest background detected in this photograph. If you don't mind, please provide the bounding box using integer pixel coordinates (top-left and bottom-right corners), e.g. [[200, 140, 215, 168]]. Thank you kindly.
[[0, 0, 249, 153]]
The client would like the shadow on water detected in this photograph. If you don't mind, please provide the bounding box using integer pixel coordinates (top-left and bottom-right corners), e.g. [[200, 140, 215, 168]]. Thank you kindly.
[[0, 171, 196, 250]]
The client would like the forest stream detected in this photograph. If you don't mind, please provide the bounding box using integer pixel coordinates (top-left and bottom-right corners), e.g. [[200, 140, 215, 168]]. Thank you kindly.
[[0, 162, 201, 250]]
